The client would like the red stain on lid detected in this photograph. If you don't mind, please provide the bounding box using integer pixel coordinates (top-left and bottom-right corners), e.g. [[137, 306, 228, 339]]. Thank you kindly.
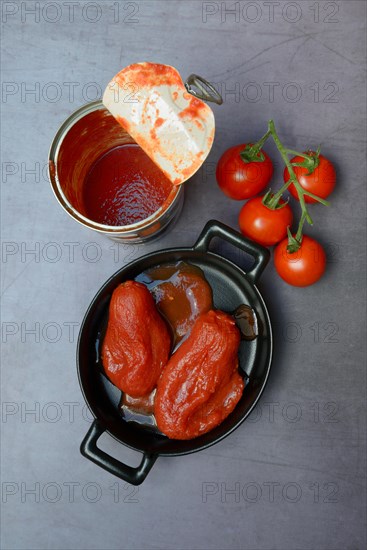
[[155, 117, 165, 128], [150, 128, 160, 142], [178, 97, 207, 120], [115, 63, 183, 89]]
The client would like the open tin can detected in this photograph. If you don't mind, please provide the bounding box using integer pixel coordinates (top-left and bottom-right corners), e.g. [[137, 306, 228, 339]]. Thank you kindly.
[[48, 63, 222, 243]]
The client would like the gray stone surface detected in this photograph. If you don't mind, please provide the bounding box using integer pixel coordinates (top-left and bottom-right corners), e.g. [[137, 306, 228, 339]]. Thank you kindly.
[[1, 1, 366, 549]]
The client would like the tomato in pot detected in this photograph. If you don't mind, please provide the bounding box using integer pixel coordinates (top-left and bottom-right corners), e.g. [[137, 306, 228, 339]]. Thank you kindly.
[[102, 281, 171, 397], [155, 310, 244, 440]]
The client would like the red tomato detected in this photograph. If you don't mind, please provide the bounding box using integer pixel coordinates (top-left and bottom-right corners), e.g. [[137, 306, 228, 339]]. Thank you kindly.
[[284, 152, 336, 204], [274, 235, 326, 287], [238, 196, 293, 247], [216, 144, 273, 200]]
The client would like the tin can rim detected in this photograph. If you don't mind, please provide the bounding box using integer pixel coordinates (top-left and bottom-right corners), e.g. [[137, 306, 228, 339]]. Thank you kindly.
[[48, 100, 183, 234]]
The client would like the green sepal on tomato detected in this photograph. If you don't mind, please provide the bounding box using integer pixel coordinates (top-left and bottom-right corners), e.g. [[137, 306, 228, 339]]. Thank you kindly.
[[274, 234, 326, 287], [238, 194, 293, 247], [284, 151, 336, 204], [216, 144, 273, 200]]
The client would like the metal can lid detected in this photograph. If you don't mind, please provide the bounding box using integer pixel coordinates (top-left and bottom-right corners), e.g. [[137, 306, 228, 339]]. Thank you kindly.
[[103, 62, 219, 186]]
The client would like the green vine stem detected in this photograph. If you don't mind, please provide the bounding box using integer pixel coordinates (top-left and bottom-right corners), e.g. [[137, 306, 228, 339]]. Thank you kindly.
[[250, 129, 272, 155], [240, 129, 272, 163], [248, 120, 330, 252], [284, 149, 310, 159]]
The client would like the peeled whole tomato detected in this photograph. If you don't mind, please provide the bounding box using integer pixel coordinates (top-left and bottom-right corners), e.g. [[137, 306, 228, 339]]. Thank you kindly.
[[102, 281, 171, 397], [155, 310, 244, 440]]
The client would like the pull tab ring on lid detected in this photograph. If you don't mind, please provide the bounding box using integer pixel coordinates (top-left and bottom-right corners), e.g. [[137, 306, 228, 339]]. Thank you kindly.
[[185, 74, 223, 105]]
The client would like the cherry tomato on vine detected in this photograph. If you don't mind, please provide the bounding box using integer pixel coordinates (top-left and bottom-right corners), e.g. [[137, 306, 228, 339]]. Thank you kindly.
[[216, 144, 273, 200], [284, 152, 336, 204], [238, 196, 293, 247], [274, 235, 326, 287]]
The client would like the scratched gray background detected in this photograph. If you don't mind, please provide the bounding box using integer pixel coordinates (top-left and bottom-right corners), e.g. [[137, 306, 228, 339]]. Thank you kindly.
[[1, 1, 366, 549]]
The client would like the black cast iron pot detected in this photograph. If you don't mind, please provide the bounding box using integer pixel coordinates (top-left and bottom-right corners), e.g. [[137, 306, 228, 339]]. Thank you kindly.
[[78, 220, 273, 485]]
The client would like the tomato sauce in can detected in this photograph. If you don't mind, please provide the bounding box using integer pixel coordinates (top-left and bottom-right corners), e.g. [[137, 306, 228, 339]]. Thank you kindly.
[[83, 144, 173, 226]]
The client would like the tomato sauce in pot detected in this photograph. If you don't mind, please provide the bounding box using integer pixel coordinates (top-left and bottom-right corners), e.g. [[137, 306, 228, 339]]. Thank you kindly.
[[136, 261, 213, 347]]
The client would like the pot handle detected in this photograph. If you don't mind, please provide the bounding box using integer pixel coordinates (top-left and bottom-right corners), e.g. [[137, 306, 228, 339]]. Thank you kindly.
[[80, 421, 157, 486], [193, 220, 270, 284]]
